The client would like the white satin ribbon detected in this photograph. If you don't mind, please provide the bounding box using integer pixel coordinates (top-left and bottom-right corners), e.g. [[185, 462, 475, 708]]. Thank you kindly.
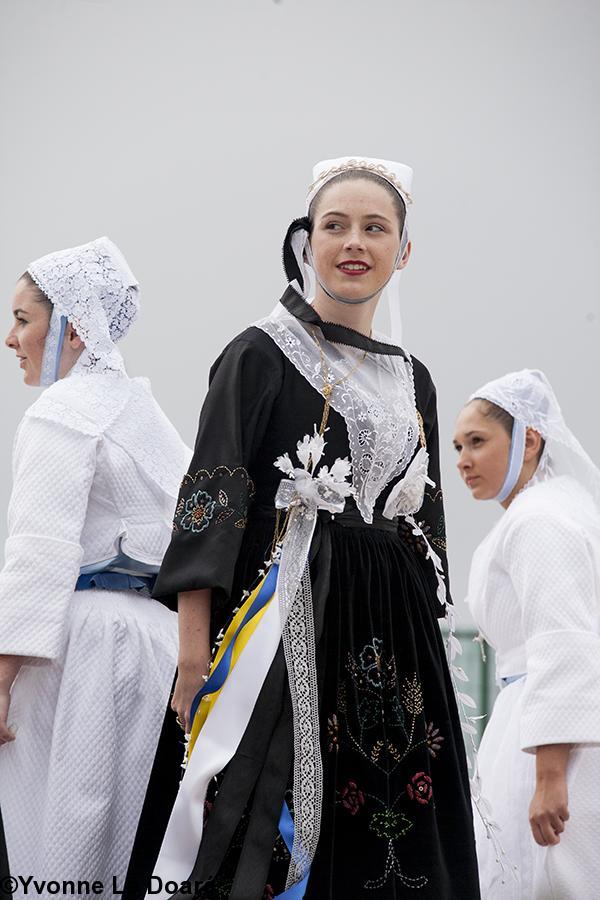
[[150, 596, 284, 895]]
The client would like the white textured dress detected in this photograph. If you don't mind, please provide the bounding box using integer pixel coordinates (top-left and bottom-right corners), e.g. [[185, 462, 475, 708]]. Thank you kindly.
[[0, 370, 190, 888], [466, 474, 600, 899]]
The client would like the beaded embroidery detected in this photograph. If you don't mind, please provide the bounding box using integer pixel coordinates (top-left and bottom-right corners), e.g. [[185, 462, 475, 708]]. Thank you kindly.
[[174, 465, 255, 534], [329, 638, 450, 891]]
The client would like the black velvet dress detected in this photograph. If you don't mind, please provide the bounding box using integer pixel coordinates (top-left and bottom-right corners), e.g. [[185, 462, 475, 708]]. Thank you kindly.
[[125, 296, 480, 900]]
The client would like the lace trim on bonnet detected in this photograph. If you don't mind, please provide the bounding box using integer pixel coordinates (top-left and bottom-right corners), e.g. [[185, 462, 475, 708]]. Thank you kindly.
[[28, 236, 139, 380]]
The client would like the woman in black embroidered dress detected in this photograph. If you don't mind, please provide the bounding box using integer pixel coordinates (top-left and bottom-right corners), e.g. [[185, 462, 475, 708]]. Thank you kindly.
[[126, 157, 480, 899]]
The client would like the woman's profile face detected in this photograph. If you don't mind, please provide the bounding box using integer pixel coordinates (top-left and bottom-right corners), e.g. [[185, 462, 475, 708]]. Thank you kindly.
[[310, 178, 408, 302], [453, 401, 511, 500], [5, 278, 51, 386]]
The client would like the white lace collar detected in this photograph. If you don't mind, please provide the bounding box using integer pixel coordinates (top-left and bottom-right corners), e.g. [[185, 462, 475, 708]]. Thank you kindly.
[[256, 309, 419, 523]]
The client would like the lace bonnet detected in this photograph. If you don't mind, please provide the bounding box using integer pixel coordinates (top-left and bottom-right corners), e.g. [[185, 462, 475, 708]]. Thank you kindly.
[[471, 369, 600, 506], [27, 236, 140, 386], [306, 156, 413, 209]]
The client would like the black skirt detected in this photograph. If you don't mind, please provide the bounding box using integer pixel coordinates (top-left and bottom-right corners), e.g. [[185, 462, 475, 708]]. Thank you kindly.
[[183, 513, 480, 899]]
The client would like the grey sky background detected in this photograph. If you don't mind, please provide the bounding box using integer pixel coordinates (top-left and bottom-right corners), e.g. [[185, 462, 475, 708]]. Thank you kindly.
[[1, 0, 598, 626]]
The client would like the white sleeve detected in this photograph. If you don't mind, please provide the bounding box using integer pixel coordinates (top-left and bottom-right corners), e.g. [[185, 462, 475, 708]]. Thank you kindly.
[[0, 416, 98, 660], [503, 511, 600, 753]]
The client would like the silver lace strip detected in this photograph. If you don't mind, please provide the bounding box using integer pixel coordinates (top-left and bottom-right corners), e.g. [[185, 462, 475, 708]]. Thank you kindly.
[[277, 504, 323, 889]]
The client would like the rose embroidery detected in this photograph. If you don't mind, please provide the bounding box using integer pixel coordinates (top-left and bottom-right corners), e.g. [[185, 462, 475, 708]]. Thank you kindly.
[[340, 780, 365, 815], [180, 489, 216, 533], [407, 772, 433, 805]]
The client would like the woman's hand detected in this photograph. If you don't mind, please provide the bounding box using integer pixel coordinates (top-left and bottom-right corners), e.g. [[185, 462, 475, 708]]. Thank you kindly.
[[529, 743, 571, 846], [0, 655, 25, 745], [171, 655, 211, 734], [529, 774, 569, 845], [0, 688, 15, 745], [172, 588, 213, 734]]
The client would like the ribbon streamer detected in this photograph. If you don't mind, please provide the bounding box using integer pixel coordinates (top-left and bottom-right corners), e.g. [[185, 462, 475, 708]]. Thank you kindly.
[[187, 564, 279, 756], [275, 801, 311, 899], [150, 435, 352, 896]]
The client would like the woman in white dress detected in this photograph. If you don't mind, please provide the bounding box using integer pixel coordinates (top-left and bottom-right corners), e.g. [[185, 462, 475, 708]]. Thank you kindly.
[[453, 369, 600, 900], [0, 237, 190, 888]]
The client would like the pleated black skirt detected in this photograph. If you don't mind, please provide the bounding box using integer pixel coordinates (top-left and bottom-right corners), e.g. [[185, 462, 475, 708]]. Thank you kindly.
[[126, 515, 480, 900]]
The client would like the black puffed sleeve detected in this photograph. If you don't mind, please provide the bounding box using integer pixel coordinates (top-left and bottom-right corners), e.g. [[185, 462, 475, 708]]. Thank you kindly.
[[153, 328, 284, 612], [399, 357, 452, 616]]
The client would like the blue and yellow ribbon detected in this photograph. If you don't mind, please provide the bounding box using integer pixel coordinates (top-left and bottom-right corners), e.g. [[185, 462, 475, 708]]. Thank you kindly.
[[187, 563, 279, 757], [185, 560, 311, 897]]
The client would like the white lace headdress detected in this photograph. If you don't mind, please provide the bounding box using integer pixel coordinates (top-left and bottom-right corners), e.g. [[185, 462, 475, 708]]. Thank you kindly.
[[306, 156, 413, 208], [24, 237, 189, 498], [27, 236, 140, 386], [471, 369, 600, 506], [285, 156, 413, 345]]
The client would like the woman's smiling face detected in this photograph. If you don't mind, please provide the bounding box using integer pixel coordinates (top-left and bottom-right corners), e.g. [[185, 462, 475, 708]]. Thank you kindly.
[[5, 277, 51, 386], [309, 177, 407, 302]]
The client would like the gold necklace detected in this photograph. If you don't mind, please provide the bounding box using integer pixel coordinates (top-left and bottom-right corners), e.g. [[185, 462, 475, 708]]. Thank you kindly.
[[312, 328, 368, 436]]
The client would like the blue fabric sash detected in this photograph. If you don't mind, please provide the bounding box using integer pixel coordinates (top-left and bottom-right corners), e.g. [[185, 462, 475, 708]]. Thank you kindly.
[[76, 541, 160, 596], [75, 571, 157, 595], [79, 545, 160, 578]]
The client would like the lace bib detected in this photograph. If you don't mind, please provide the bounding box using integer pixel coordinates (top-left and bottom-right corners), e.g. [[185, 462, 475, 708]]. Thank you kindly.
[[257, 310, 419, 522]]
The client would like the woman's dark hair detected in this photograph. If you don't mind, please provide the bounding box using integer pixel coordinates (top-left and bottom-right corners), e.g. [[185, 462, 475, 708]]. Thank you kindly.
[[473, 397, 546, 458], [308, 169, 407, 235], [19, 271, 52, 313], [474, 398, 514, 436]]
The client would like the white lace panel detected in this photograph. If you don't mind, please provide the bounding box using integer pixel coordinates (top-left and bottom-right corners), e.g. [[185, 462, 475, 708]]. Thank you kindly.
[[258, 312, 419, 522], [28, 236, 139, 378], [281, 561, 322, 888]]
